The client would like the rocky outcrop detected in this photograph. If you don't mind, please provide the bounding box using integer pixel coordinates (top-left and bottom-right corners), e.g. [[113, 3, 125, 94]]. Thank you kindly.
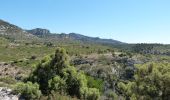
[[0, 87, 19, 100], [72, 58, 93, 65], [26, 28, 50, 36]]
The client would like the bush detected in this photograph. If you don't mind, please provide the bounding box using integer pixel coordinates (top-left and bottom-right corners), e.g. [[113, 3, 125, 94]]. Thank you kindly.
[[82, 88, 100, 100], [117, 82, 127, 95], [107, 91, 118, 100], [40, 91, 78, 100], [86, 75, 104, 93], [118, 62, 170, 100], [44, 42, 53, 47], [48, 76, 66, 94], [85, 88, 100, 100], [14, 82, 41, 100], [30, 55, 36, 60], [119, 53, 127, 57], [0, 77, 16, 84], [29, 47, 100, 99]]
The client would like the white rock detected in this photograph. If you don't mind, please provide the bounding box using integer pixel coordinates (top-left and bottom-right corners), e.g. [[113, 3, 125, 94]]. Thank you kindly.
[[0, 87, 19, 100]]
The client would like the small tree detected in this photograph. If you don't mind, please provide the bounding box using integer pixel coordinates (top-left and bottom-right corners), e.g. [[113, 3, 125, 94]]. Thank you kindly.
[[29, 47, 100, 99]]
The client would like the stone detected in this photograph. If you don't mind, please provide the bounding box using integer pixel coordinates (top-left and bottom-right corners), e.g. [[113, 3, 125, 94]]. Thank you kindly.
[[0, 87, 19, 100]]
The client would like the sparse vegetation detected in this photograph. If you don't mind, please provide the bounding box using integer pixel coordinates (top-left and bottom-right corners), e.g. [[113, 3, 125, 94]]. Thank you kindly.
[[0, 19, 170, 100]]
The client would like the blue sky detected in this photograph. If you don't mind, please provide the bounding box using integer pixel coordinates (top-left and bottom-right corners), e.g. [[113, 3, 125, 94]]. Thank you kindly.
[[0, 0, 170, 44]]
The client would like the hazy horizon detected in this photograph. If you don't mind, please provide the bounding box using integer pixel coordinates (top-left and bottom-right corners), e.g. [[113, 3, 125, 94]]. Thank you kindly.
[[0, 0, 170, 44]]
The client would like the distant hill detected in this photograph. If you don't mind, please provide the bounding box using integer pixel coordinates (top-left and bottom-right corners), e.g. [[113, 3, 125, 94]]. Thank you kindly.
[[69, 33, 124, 45], [26, 28, 124, 45], [0, 19, 39, 42], [0, 19, 124, 45]]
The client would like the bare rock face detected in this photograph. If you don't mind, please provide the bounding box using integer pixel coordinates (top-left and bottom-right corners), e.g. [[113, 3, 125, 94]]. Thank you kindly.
[[26, 28, 50, 36], [0, 87, 19, 100]]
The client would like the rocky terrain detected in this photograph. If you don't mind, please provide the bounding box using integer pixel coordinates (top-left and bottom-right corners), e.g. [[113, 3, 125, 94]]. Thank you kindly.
[[0, 62, 26, 80], [0, 87, 19, 100], [0, 20, 39, 41]]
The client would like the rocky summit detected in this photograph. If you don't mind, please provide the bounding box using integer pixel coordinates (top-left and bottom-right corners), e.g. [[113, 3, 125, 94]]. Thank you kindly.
[[26, 28, 50, 36]]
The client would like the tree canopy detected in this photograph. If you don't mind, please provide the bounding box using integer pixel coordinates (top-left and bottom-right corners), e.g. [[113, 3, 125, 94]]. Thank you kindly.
[[28, 47, 100, 99]]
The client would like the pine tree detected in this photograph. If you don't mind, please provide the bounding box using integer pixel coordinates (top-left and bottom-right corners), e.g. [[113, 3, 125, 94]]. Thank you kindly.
[[29, 47, 100, 99]]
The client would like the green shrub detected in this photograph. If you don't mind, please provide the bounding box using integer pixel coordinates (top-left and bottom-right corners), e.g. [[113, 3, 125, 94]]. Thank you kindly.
[[0, 77, 16, 84], [14, 82, 41, 100], [86, 75, 104, 93], [48, 76, 66, 94], [118, 62, 170, 100], [107, 91, 118, 100], [117, 82, 127, 93], [29, 47, 100, 99], [84, 88, 100, 100], [40, 91, 78, 100], [87, 88, 100, 100]]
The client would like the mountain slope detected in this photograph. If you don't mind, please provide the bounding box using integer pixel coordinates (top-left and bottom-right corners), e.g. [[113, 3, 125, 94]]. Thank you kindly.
[[27, 28, 124, 45], [0, 19, 39, 41], [0, 19, 124, 45], [26, 28, 51, 37], [68, 33, 124, 45]]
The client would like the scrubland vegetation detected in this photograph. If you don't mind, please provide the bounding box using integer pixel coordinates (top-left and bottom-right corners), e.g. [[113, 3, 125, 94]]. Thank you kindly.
[[1, 37, 170, 100], [0, 20, 170, 99]]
